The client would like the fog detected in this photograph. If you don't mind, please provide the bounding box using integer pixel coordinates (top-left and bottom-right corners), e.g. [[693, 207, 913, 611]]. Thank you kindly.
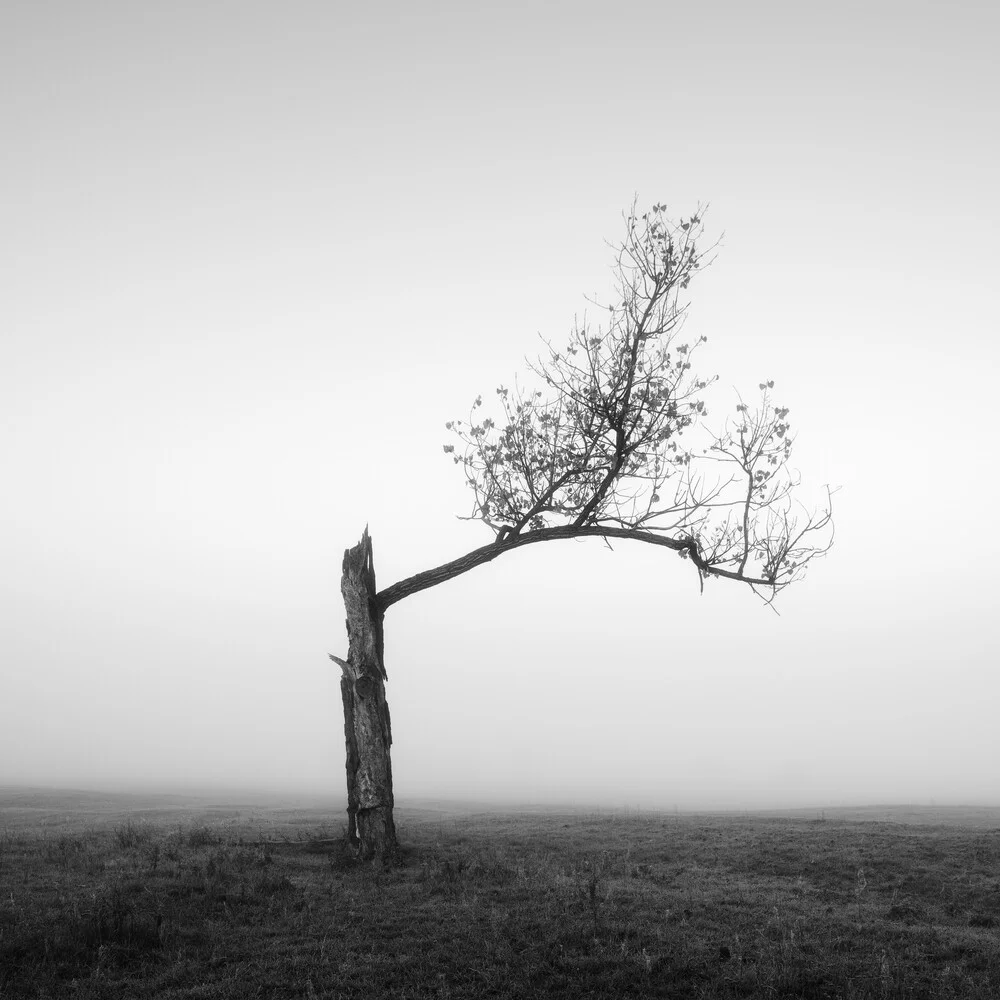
[[2, 1, 998, 811]]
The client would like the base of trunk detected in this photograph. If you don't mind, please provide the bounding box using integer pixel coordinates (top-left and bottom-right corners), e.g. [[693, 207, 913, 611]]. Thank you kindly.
[[355, 805, 397, 860]]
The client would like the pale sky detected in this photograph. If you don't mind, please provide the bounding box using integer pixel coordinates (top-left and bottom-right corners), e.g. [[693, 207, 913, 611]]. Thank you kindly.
[[2, 1, 998, 810]]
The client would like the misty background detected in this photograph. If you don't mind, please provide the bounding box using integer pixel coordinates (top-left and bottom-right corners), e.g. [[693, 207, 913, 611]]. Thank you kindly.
[[2, 1, 997, 810]]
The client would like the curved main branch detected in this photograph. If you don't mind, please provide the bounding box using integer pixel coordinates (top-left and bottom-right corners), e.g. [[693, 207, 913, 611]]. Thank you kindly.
[[376, 526, 772, 612]]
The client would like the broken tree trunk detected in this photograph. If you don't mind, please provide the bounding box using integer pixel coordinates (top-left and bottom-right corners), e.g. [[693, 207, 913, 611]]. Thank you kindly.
[[332, 528, 397, 859]]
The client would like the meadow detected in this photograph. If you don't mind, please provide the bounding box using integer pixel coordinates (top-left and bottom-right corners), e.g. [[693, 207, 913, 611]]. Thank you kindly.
[[1, 789, 999, 998]]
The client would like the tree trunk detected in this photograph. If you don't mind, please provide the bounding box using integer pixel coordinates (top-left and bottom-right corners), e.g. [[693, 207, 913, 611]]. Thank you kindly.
[[335, 528, 396, 859]]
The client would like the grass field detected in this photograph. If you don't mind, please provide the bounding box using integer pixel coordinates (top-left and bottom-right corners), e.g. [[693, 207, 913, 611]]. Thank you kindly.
[[1, 789, 999, 998]]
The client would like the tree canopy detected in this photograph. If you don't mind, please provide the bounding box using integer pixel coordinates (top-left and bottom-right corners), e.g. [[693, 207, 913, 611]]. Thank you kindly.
[[438, 204, 832, 604]]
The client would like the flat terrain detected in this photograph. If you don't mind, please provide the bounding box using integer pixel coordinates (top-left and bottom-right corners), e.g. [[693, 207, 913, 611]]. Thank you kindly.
[[2, 790, 999, 998]]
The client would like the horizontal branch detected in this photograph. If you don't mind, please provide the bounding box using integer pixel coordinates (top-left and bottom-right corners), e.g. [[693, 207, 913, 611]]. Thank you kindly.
[[375, 525, 774, 612]]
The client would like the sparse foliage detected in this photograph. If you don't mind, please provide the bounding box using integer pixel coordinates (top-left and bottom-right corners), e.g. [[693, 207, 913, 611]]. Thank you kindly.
[[444, 203, 832, 600]]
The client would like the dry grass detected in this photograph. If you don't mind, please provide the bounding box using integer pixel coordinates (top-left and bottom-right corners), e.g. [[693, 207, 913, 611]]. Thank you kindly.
[[1, 792, 999, 997]]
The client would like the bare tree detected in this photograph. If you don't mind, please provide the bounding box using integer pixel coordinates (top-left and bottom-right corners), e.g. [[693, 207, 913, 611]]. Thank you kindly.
[[332, 203, 833, 859]]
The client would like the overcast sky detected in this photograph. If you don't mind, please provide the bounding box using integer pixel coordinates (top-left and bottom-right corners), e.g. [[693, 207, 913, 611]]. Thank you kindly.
[[2, 1, 998, 810]]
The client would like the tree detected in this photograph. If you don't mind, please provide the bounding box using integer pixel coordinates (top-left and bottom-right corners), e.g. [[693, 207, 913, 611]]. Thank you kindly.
[[331, 203, 833, 859]]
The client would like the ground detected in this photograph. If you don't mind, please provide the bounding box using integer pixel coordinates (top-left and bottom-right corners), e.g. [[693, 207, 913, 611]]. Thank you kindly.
[[1, 789, 999, 998]]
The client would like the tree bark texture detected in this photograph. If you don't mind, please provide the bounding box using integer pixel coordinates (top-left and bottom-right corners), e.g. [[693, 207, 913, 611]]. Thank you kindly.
[[337, 528, 396, 858]]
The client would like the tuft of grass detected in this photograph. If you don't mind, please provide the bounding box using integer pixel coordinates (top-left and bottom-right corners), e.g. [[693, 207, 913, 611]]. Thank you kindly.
[[85, 878, 163, 956], [113, 818, 154, 850], [2, 875, 163, 982], [185, 824, 218, 848]]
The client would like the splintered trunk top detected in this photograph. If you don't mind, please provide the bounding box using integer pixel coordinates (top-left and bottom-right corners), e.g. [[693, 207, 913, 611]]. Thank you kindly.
[[338, 528, 396, 858]]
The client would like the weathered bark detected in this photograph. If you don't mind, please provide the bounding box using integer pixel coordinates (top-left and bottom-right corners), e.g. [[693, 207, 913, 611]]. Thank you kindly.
[[333, 528, 396, 859]]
